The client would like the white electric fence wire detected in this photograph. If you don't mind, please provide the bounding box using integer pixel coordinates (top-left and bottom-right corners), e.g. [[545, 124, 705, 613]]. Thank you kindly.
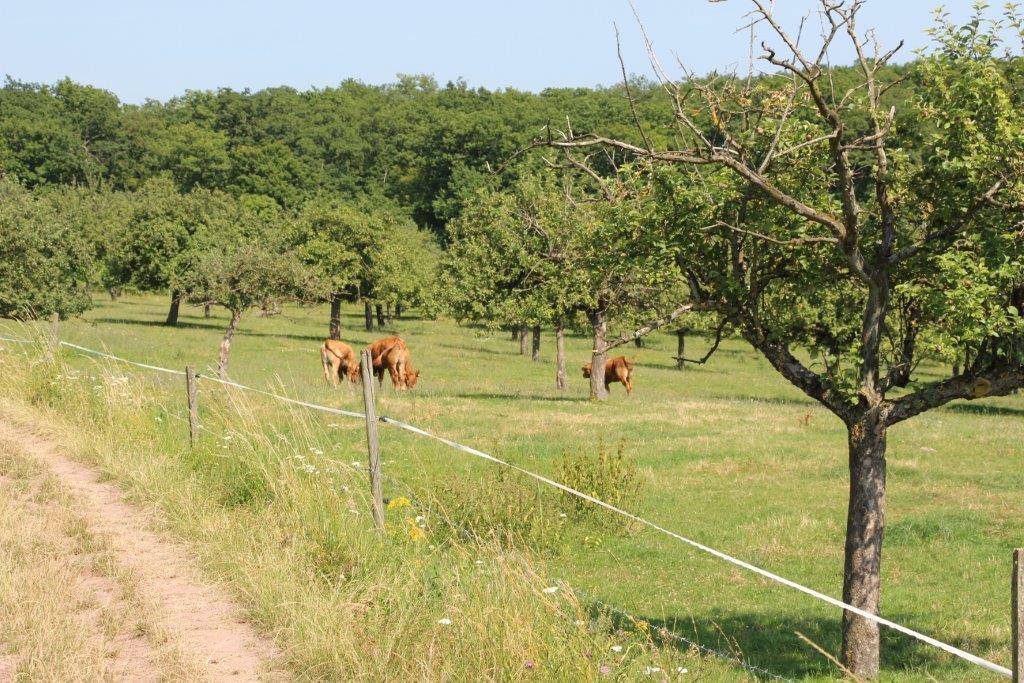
[[15, 337, 1014, 678], [59, 341, 187, 376], [197, 373, 365, 419]]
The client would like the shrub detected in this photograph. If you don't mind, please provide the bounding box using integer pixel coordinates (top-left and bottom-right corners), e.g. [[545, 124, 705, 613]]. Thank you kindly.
[[555, 439, 643, 526]]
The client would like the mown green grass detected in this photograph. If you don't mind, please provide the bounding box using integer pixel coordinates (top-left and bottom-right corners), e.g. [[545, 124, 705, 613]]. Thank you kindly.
[[2, 294, 1022, 681]]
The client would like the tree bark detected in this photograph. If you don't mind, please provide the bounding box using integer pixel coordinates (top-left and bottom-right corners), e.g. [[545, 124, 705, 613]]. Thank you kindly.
[[555, 324, 567, 389], [395, 302, 404, 319], [634, 337, 644, 348], [108, 288, 120, 302], [329, 294, 343, 340], [364, 301, 373, 331], [676, 329, 686, 370], [519, 325, 529, 356], [385, 303, 392, 322], [165, 291, 181, 326], [511, 327, 521, 342], [375, 304, 385, 328], [531, 326, 541, 361], [588, 309, 609, 401], [217, 310, 243, 381], [204, 303, 211, 318], [841, 409, 888, 679]]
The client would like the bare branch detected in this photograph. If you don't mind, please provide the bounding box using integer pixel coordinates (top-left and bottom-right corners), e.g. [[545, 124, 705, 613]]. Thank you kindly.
[[886, 364, 1024, 425], [615, 23, 653, 154], [603, 302, 704, 352], [705, 220, 838, 246]]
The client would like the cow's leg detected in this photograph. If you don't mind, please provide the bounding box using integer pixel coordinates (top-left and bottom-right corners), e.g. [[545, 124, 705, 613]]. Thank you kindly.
[[387, 362, 402, 389], [322, 351, 339, 388], [615, 366, 631, 394]]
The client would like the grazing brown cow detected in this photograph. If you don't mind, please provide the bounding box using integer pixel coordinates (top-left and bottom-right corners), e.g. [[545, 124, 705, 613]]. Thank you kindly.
[[367, 336, 420, 389], [379, 342, 420, 390], [582, 356, 635, 394], [321, 339, 359, 387]]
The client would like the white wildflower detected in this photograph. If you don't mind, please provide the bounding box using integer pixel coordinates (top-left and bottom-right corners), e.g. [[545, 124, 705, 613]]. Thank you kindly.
[[675, 667, 688, 675], [437, 618, 452, 626], [610, 645, 623, 653], [643, 666, 661, 675], [542, 586, 559, 594], [309, 447, 324, 456]]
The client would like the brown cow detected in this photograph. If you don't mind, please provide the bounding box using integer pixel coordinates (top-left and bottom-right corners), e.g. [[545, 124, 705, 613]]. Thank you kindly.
[[367, 336, 420, 389], [582, 356, 635, 394], [321, 339, 359, 387], [379, 342, 420, 390]]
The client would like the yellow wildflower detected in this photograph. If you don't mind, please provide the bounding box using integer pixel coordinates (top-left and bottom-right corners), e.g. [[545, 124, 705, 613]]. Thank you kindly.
[[387, 496, 411, 510]]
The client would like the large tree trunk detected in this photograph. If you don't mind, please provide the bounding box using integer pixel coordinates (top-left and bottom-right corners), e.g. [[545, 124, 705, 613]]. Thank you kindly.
[[363, 301, 373, 332], [588, 309, 609, 401], [165, 291, 181, 326], [375, 304, 386, 328], [511, 327, 521, 342], [108, 288, 120, 302], [555, 324, 566, 389], [204, 303, 212, 318], [217, 310, 243, 381], [841, 410, 888, 679], [329, 294, 343, 340], [531, 326, 541, 361], [676, 329, 686, 371], [519, 325, 529, 356], [395, 302, 404, 319]]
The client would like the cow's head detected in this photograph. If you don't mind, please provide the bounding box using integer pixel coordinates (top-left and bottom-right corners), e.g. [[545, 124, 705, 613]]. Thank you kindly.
[[581, 362, 592, 378], [405, 368, 421, 389], [347, 362, 362, 383]]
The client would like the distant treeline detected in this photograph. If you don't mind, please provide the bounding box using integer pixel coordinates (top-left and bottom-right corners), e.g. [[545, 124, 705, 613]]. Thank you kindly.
[[0, 65, 918, 233]]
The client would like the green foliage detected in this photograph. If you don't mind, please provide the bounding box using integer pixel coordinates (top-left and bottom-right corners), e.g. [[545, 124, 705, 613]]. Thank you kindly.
[[555, 439, 643, 523], [178, 200, 317, 315], [0, 178, 95, 318], [288, 196, 440, 309], [442, 167, 686, 335], [638, 3, 1024, 404]]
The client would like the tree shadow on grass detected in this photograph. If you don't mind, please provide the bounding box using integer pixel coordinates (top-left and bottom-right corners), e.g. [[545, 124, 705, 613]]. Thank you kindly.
[[436, 342, 525, 358], [90, 316, 339, 344], [593, 606, 999, 680], [943, 402, 1024, 418], [450, 391, 585, 403]]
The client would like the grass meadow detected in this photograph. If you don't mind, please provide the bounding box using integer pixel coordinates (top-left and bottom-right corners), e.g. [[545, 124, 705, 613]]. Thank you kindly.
[[1, 293, 1022, 681]]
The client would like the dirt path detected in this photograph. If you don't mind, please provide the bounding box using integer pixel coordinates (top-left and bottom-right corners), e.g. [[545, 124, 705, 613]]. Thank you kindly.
[[0, 407, 287, 681]]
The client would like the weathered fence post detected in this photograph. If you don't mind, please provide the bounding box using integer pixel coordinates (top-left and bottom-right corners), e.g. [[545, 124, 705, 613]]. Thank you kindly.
[[1014, 548, 1022, 682], [360, 349, 385, 532], [185, 365, 199, 447], [49, 312, 60, 359]]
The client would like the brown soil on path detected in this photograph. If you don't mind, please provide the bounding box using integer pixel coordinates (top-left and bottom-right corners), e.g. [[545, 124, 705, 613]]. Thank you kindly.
[[0, 405, 288, 682]]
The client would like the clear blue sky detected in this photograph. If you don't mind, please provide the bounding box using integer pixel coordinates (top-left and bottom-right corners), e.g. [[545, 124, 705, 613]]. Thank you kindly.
[[1, 1, 978, 104]]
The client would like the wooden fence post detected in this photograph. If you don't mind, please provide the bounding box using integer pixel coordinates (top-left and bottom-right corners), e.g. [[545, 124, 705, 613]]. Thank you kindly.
[[1014, 548, 1022, 683], [185, 366, 199, 447], [360, 349, 385, 532], [49, 312, 60, 359]]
